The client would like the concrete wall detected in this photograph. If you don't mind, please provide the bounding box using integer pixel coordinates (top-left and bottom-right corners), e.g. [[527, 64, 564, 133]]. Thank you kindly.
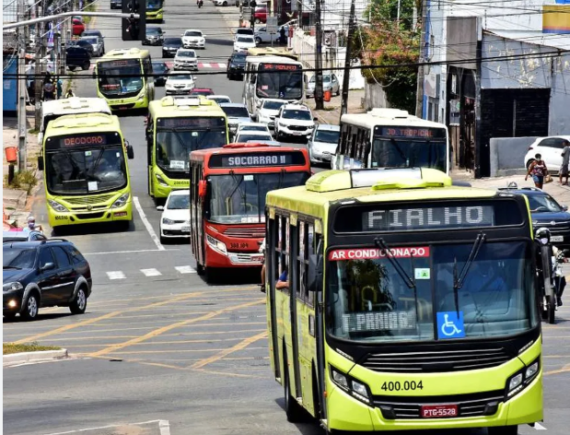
[[490, 136, 539, 177], [549, 53, 570, 135], [447, 17, 478, 70]]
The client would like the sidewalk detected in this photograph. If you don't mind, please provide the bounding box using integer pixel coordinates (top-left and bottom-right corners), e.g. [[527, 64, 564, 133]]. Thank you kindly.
[[305, 90, 366, 125]]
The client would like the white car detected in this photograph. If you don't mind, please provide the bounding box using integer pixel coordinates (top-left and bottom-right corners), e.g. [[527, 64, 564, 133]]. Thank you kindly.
[[254, 25, 288, 44], [274, 104, 316, 141], [165, 71, 196, 95], [207, 95, 232, 104], [234, 35, 256, 52], [256, 99, 286, 129], [174, 49, 198, 71], [157, 190, 190, 243], [214, 0, 237, 5], [182, 29, 206, 49], [524, 136, 570, 173], [235, 131, 274, 143], [236, 122, 271, 135], [308, 124, 340, 165]]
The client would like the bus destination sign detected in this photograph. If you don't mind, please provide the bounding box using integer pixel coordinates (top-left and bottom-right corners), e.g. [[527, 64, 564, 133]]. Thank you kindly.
[[376, 127, 446, 139], [59, 134, 108, 147], [157, 117, 226, 129], [209, 151, 306, 168], [99, 59, 139, 69], [259, 63, 301, 71]]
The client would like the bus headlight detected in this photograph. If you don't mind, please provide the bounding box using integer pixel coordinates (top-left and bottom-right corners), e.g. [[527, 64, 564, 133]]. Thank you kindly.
[[111, 193, 130, 208], [506, 357, 540, 398], [48, 199, 68, 213], [206, 234, 227, 255], [330, 366, 371, 404], [155, 173, 169, 187]]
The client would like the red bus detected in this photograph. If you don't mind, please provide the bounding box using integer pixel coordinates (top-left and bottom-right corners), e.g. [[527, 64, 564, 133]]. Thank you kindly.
[[189, 143, 311, 280]]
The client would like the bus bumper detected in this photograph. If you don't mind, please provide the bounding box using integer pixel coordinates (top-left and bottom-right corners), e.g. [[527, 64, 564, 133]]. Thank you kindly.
[[48, 202, 133, 227], [326, 373, 543, 432], [205, 243, 263, 268], [106, 93, 149, 111]]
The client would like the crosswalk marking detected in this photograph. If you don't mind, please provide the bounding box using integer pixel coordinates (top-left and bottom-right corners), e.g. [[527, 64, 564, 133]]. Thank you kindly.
[[201, 62, 211, 68], [107, 271, 126, 280], [141, 268, 162, 277], [164, 62, 227, 70], [175, 266, 197, 274]]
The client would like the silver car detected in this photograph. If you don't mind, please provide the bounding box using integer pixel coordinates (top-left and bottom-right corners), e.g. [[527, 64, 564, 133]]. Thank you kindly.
[[306, 74, 340, 98], [219, 103, 251, 136], [80, 36, 104, 57], [308, 124, 340, 165]]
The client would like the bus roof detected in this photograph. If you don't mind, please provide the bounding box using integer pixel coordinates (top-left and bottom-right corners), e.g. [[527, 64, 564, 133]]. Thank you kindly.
[[245, 55, 302, 66], [45, 113, 121, 136], [149, 96, 225, 117], [96, 48, 151, 63], [266, 169, 496, 219], [41, 97, 111, 118], [341, 108, 447, 130], [245, 47, 299, 60]]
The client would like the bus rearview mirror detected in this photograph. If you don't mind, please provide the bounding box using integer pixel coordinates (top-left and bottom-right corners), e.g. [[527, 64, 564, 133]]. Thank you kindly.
[[37, 156, 44, 171], [308, 254, 323, 292], [198, 180, 207, 199], [127, 145, 134, 159]]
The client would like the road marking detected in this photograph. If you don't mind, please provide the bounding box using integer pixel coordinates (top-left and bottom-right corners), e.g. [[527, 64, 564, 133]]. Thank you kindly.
[[545, 364, 570, 376], [89, 298, 265, 357], [42, 420, 171, 435], [191, 331, 268, 369], [141, 268, 162, 277], [133, 196, 165, 251], [86, 347, 263, 355], [107, 271, 126, 280], [535, 423, 547, 430], [84, 248, 179, 255], [176, 265, 196, 274], [13, 293, 205, 344], [202, 62, 211, 68], [159, 420, 171, 435]]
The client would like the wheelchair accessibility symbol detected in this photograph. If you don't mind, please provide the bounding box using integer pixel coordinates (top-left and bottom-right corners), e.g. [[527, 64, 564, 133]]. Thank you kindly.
[[436, 312, 465, 339]]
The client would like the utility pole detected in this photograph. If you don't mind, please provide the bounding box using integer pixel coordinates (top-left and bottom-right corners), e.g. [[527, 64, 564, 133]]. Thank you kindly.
[[35, 1, 46, 128], [17, 0, 28, 173], [314, 0, 324, 109], [415, 0, 427, 118], [339, 0, 355, 118]]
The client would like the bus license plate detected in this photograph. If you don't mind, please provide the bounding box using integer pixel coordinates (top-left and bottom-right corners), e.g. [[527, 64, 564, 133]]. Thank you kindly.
[[182, 225, 190, 233], [551, 235, 563, 242], [421, 404, 458, 418]]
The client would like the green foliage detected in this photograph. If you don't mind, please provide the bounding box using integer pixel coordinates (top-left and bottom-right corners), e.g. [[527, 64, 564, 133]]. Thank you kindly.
[[8, 170, 38, 195]]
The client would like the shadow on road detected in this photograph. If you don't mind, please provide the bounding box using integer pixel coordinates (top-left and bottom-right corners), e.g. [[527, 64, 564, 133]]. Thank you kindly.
[[51, 221, 133, 237], [3, 312, 72, 323]]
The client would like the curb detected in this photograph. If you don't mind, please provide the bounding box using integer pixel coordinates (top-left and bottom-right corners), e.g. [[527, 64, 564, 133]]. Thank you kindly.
[[3, 348, 68, 366]]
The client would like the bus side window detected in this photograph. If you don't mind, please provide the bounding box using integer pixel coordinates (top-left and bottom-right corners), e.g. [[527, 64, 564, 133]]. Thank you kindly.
[[146, 117, 153, 167], [297, 221, 305, 299], [143, 57, 152, 78]]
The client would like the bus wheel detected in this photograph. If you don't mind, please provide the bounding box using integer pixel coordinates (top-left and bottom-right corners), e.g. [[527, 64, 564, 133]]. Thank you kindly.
[[489, 426, 517, 435], [283, 352, 304, 422], [548, 295, 556, 324], [196, 263, 204, 276]]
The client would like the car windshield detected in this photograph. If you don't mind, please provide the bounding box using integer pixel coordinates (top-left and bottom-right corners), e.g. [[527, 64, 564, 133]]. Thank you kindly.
[[371, 139, 446, 172], [221, 106, 249, 118], [82, 38, 97, 44], [167, 194, 189, 209], [309, 75, 331, 84], [208, 172, 310, 224], [165, 38, 182, 45], [283, 109, 312, 120], [237, 37, 254, 43], [524, 193, 563, 213], [3, 248, 36, 269], [147, 28, 161, 34], [237, 29, 253, 35], [262, 101, 285, 110], [240, 125, 267, 132], [152, 63, 166, 72], [45, 144, 128, 195], [315, 129, 340, 143], [169, 74, 192, 80], [231, 54, 247, 64], [192, 90, 212, 95], [237, 133, 272, 142], [178, 51, 196, 58], [185, 31, 202, 36], [97, 59, 143, 97], [210, 97, 230, 103], [327, 241, 537, 343]]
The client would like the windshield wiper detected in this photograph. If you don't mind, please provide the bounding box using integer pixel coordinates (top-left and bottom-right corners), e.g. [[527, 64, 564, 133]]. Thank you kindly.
[[390, 138, 408, 165], [374, 238, 415, 289], [452, 233, 486, 313]]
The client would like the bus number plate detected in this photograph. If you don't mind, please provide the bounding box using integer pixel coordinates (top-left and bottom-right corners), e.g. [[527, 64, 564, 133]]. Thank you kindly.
[[421, 405, 457, 418], [230, 242, 248, 249]]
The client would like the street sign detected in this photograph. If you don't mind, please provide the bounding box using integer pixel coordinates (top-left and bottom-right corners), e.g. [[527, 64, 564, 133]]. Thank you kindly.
[[267, 16, 278, 34]]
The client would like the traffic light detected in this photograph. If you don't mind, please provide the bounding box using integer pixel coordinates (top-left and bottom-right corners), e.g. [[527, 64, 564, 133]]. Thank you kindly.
[[122, 0, 146, 41]]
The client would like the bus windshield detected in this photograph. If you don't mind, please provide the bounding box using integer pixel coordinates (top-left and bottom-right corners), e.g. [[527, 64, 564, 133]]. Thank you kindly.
[[208, 172, 310, 224], [371, 138, 446, 172], [257, 65, 303, 100], [327, 241, 536, 343], [147, 0, 163, 11], [97, 59, 143, 98], [46, 143, 127, 195]]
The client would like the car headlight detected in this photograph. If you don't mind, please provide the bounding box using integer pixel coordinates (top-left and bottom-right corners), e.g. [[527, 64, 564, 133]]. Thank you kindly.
[[111, 192, 130, 208], [3, 282, 23, 293], [506, 357, 540, 398], [155, 173, 169, 187], [162, 217, 175, 225], [330, 366, 371, 405], [48, 199, 68, 212], [206, 234, 227, 255]]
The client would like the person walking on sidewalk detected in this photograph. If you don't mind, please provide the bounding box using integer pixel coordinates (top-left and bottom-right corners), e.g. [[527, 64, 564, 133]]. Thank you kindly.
[[560, 140, 570, 186], [525, 153, 548, 189]]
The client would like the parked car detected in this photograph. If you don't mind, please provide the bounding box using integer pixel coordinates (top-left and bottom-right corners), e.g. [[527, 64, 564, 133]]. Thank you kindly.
[[254, 5, 267, 23], [254, 25, 288, 44], [162, 37, 183, 58], [308, 124, 340, 165], [256, 98, 286, 128], [70, 39, 94, 57], [235, 28, 254, 37], [234, 35, 256, 52], [214, 0, 237, 5], [82, 29, 105, 53], [143, 26, 164, 46], [174, 48, 198, 70], [207, 95, 231, 104], [110, 0, 122, 8], [157, 190, 190, 244], [182, 29, 206, 49], [274, 104, 316, 141], [72, 18, 85, 36], [190, 88, 214, 96], [227, 51, 247, 80], [3, 231, 47, 243], [165, 71, 195, 95], [306, 73, 341, 98], [498, 185, 570, 250], [236, 122, 270, 135], [235, 131, 274, 143], [66, 47, 91, 71], [80, 36, 104, 57], [3, 239, 92, 320], [152, 60, 170, 86], [219, 103, 251, 134], [524, 136, 570, 174]]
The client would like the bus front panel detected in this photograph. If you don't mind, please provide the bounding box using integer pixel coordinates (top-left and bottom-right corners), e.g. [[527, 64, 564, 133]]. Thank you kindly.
[[96, 59, 150, 110]]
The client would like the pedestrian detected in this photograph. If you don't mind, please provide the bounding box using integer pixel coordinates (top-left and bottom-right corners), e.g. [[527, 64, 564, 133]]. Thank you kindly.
[[259, 238, 266, 292], [560, 140, 570, 186], [279, 26, 286, 45], [65, 88, 75, 98], [43, 80, 55, 100], [525, 153, 548, 189], [56, 77, 63, 99]]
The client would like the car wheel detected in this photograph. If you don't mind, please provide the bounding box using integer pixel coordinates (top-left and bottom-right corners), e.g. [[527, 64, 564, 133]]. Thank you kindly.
[[82, 61, 90, 71], [68, 65, 76, 71], [255, 37, 262, 44], [21, 292, 39, 321], [69, 287, 87, 314], [223, 0, 227, 4]]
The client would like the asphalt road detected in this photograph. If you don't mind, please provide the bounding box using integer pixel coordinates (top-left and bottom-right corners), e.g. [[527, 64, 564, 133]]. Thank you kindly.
[[3, 1, 570, 434]]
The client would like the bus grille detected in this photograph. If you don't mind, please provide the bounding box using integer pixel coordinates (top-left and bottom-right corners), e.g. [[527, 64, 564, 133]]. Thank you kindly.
[[373, 390, 504, 419], [223, 226, 265, 238], [74, 212, 106, 220], [361, 348, 511, 373], [64, 194, 114, 205]]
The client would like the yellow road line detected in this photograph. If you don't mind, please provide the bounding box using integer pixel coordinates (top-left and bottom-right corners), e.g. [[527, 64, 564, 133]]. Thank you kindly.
[[195, 368, 268, 379], [545, 364, 570, 376], [85, 348, 263, 355], [54, 337, 243, 348], [35, 328, 267, 340], [13, 292, 205, 344], [89, 298, 265, 357], [191, 331, 268, 369]]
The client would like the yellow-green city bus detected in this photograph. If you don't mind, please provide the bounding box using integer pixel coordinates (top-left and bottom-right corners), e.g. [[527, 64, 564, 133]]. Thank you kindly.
[[38, 113, 134, 231], [146, 0, 164, 22], [264, 168, 542, 434]]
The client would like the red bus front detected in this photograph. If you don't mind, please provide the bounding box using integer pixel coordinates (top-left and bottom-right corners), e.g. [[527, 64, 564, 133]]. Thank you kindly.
[[190, 143, 311, 273]]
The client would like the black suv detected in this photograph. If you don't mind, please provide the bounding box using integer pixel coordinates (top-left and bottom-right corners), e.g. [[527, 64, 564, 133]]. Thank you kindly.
[[227, 51, 246, 80], [66, 46, 91, 71], [3, 239, 92, 320], [162, 37, 183, 58]]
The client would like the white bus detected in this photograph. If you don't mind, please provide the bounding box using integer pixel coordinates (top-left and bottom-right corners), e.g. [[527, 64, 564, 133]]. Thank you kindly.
[[332, 108, 450, 173], [242, 52, 304, 120], [38, 97, 112, 144]]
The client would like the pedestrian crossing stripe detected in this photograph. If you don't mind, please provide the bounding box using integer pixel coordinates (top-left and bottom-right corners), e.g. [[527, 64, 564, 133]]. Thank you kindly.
[[105, 266, 196, 280]]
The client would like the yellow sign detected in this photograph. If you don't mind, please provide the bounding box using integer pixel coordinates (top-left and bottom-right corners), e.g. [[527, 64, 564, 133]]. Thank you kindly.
[[543, 5, 570, 33]]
